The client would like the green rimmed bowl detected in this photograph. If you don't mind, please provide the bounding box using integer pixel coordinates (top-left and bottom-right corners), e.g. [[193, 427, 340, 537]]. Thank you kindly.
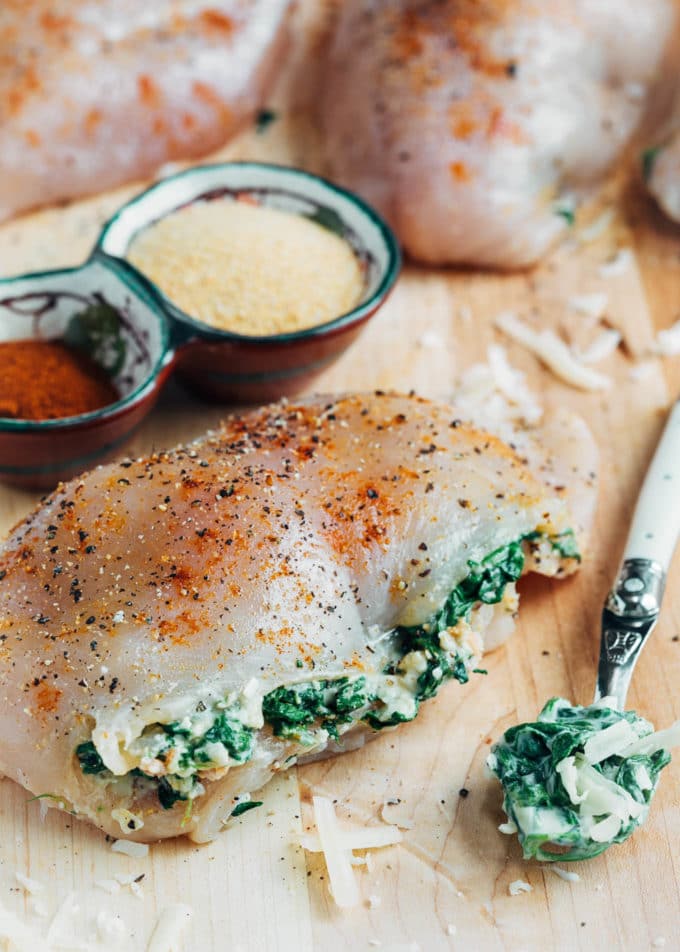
[[95, 162, 401, 403], [0, 257, 172, 489], [0, 162, 400, 488]]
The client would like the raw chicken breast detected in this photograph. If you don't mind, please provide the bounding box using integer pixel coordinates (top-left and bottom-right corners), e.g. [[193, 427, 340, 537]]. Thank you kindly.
[[319, 0, 674, 268], [0, 393, 597, 842], [646, 129, 680, 223], [0, 0, 291, 221]]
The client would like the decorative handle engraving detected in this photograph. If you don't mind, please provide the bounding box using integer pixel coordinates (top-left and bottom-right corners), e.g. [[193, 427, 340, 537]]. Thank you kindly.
[[595, 559, 666, 710]]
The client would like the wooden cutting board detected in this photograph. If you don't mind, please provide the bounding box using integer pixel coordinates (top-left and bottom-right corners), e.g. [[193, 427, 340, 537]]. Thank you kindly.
[[2, 6, 680, 949]]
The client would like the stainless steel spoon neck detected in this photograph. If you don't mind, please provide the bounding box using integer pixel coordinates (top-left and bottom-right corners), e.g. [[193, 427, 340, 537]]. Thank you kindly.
[[594, 558, 666, 710]]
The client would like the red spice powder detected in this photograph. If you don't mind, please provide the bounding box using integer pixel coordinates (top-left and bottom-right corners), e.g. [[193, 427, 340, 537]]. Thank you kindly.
[[0, 339, 119, 420]]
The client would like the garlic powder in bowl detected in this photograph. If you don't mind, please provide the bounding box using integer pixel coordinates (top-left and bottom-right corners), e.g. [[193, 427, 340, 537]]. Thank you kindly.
[[127, 198, 365, 336]]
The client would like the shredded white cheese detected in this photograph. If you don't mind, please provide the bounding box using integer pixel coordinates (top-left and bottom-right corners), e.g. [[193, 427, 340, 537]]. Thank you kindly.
[[598, 248, 634, 277], [508, 879, 533, 896], [652, 321, 680, 357], [577, 329, 621, 365], [453, 344, 542, 441], [301, 824, 403, 853], [146, 903, 194, 952], [111, 839, 149, 858], [551, 866, 581, 883], [582, 720, 638, 764], [567, 293, 608, 321], [418, 330, 444, 349], [495, 312, 611, 391], [14, 872, 45, 895], [578, 209, 615, 243], [629, 360, 657, 381], [310, 796, 361, 909], [95, 878, 122, 895]]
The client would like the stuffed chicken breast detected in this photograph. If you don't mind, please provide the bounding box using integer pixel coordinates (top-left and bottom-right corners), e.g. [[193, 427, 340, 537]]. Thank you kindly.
[[318, 0, 674, 268], [0, 393, 597, 842]]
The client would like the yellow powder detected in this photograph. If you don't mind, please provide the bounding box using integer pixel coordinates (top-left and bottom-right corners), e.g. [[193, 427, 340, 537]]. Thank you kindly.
[[127, 198, 364, 335]]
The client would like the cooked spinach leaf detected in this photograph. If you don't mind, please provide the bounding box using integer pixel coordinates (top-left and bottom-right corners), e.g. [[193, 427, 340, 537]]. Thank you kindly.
[[76, 740, 108, 775], [263, 676, 371, 742], [231, 800, 263, 818]]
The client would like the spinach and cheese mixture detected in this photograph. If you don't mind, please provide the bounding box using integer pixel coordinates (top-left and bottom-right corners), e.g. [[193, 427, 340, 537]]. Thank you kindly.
[[488, 697, 679, 862], [76, 532, 575, 812]]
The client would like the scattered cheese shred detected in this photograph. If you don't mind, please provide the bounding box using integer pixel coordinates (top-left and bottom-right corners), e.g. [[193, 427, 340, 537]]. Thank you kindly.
[[311, 796, 361, 909], [111, 839, 149, 858], [301, 824, 403, 853], [567, 293, 608, 321], [551, 866, 581, 883], [598, 248, 633, 277], [578, 209, 615, 243], [652, 321, 680, 357], [583, 720, 638, 764], [301, 797, 403, 911], [146, 903, 193, 952], [14, 872, 45, 895], [95, 878, 122, 895], [508, 880, 533, 896], [495, 312, 611, 391], [577, 329, 621, 365]]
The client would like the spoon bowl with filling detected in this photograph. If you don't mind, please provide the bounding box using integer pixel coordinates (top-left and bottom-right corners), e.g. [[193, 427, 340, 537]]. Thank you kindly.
[[95, 162, 401, 403]]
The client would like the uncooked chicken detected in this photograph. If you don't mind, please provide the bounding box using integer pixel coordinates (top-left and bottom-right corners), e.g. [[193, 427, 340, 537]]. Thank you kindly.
[[0, 0, 291, 222], [319, 0, 674, 268], [646, 127, 680, 223], [0, 393, 597, 842]]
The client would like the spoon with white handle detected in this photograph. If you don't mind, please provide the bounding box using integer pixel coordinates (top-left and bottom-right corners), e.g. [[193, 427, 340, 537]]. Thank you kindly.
[[596, 400, 680, 709], [489, 400, 680, 863]]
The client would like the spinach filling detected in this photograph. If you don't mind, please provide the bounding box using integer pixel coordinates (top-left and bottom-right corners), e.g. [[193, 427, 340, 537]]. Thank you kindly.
[[265, 533, 562, 737], [76, 530, 578, 810], [262, 676, 372, 744], [489, 697, 672, 862]]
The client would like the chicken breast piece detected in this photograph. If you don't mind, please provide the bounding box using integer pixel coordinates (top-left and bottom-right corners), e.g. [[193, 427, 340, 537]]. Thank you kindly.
[[0, 393, 597, 842], [319, 0, 674, 268], [0, 0, 291, 222], [646, 129, 680, 223]]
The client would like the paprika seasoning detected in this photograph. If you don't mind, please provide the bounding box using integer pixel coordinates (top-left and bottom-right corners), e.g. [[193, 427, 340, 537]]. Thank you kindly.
[[0, 339, 119, 420]]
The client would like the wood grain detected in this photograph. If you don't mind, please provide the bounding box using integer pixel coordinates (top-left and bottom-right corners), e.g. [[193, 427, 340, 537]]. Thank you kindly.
[[1, 5, 680, 949]]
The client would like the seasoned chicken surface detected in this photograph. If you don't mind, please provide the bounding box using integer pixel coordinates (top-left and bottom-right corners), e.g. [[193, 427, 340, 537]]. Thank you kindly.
[[319, 0, 674, 268], [0, 393, 597, 842], [0, 0, 291, 221]]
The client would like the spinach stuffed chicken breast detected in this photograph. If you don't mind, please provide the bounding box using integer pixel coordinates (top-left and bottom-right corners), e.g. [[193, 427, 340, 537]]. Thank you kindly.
[[0, 393, 597, 842]]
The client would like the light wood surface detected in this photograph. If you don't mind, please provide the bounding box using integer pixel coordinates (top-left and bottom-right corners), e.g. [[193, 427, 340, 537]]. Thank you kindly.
[[2, 6, 680, 950]]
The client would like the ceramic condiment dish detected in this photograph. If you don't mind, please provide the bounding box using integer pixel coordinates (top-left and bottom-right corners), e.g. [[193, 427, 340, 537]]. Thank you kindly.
[[0, 162, 400, 489]]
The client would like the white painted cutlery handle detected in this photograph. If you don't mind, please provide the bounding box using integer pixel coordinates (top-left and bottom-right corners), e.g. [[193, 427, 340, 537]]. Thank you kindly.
[[623, 400, 680, 569], [596, 400, 680, 708]]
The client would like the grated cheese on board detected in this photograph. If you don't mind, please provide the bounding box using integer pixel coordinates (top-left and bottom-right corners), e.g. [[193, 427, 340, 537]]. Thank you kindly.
[[495, 312, 611, 391], [146, 903, 193, 952]]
